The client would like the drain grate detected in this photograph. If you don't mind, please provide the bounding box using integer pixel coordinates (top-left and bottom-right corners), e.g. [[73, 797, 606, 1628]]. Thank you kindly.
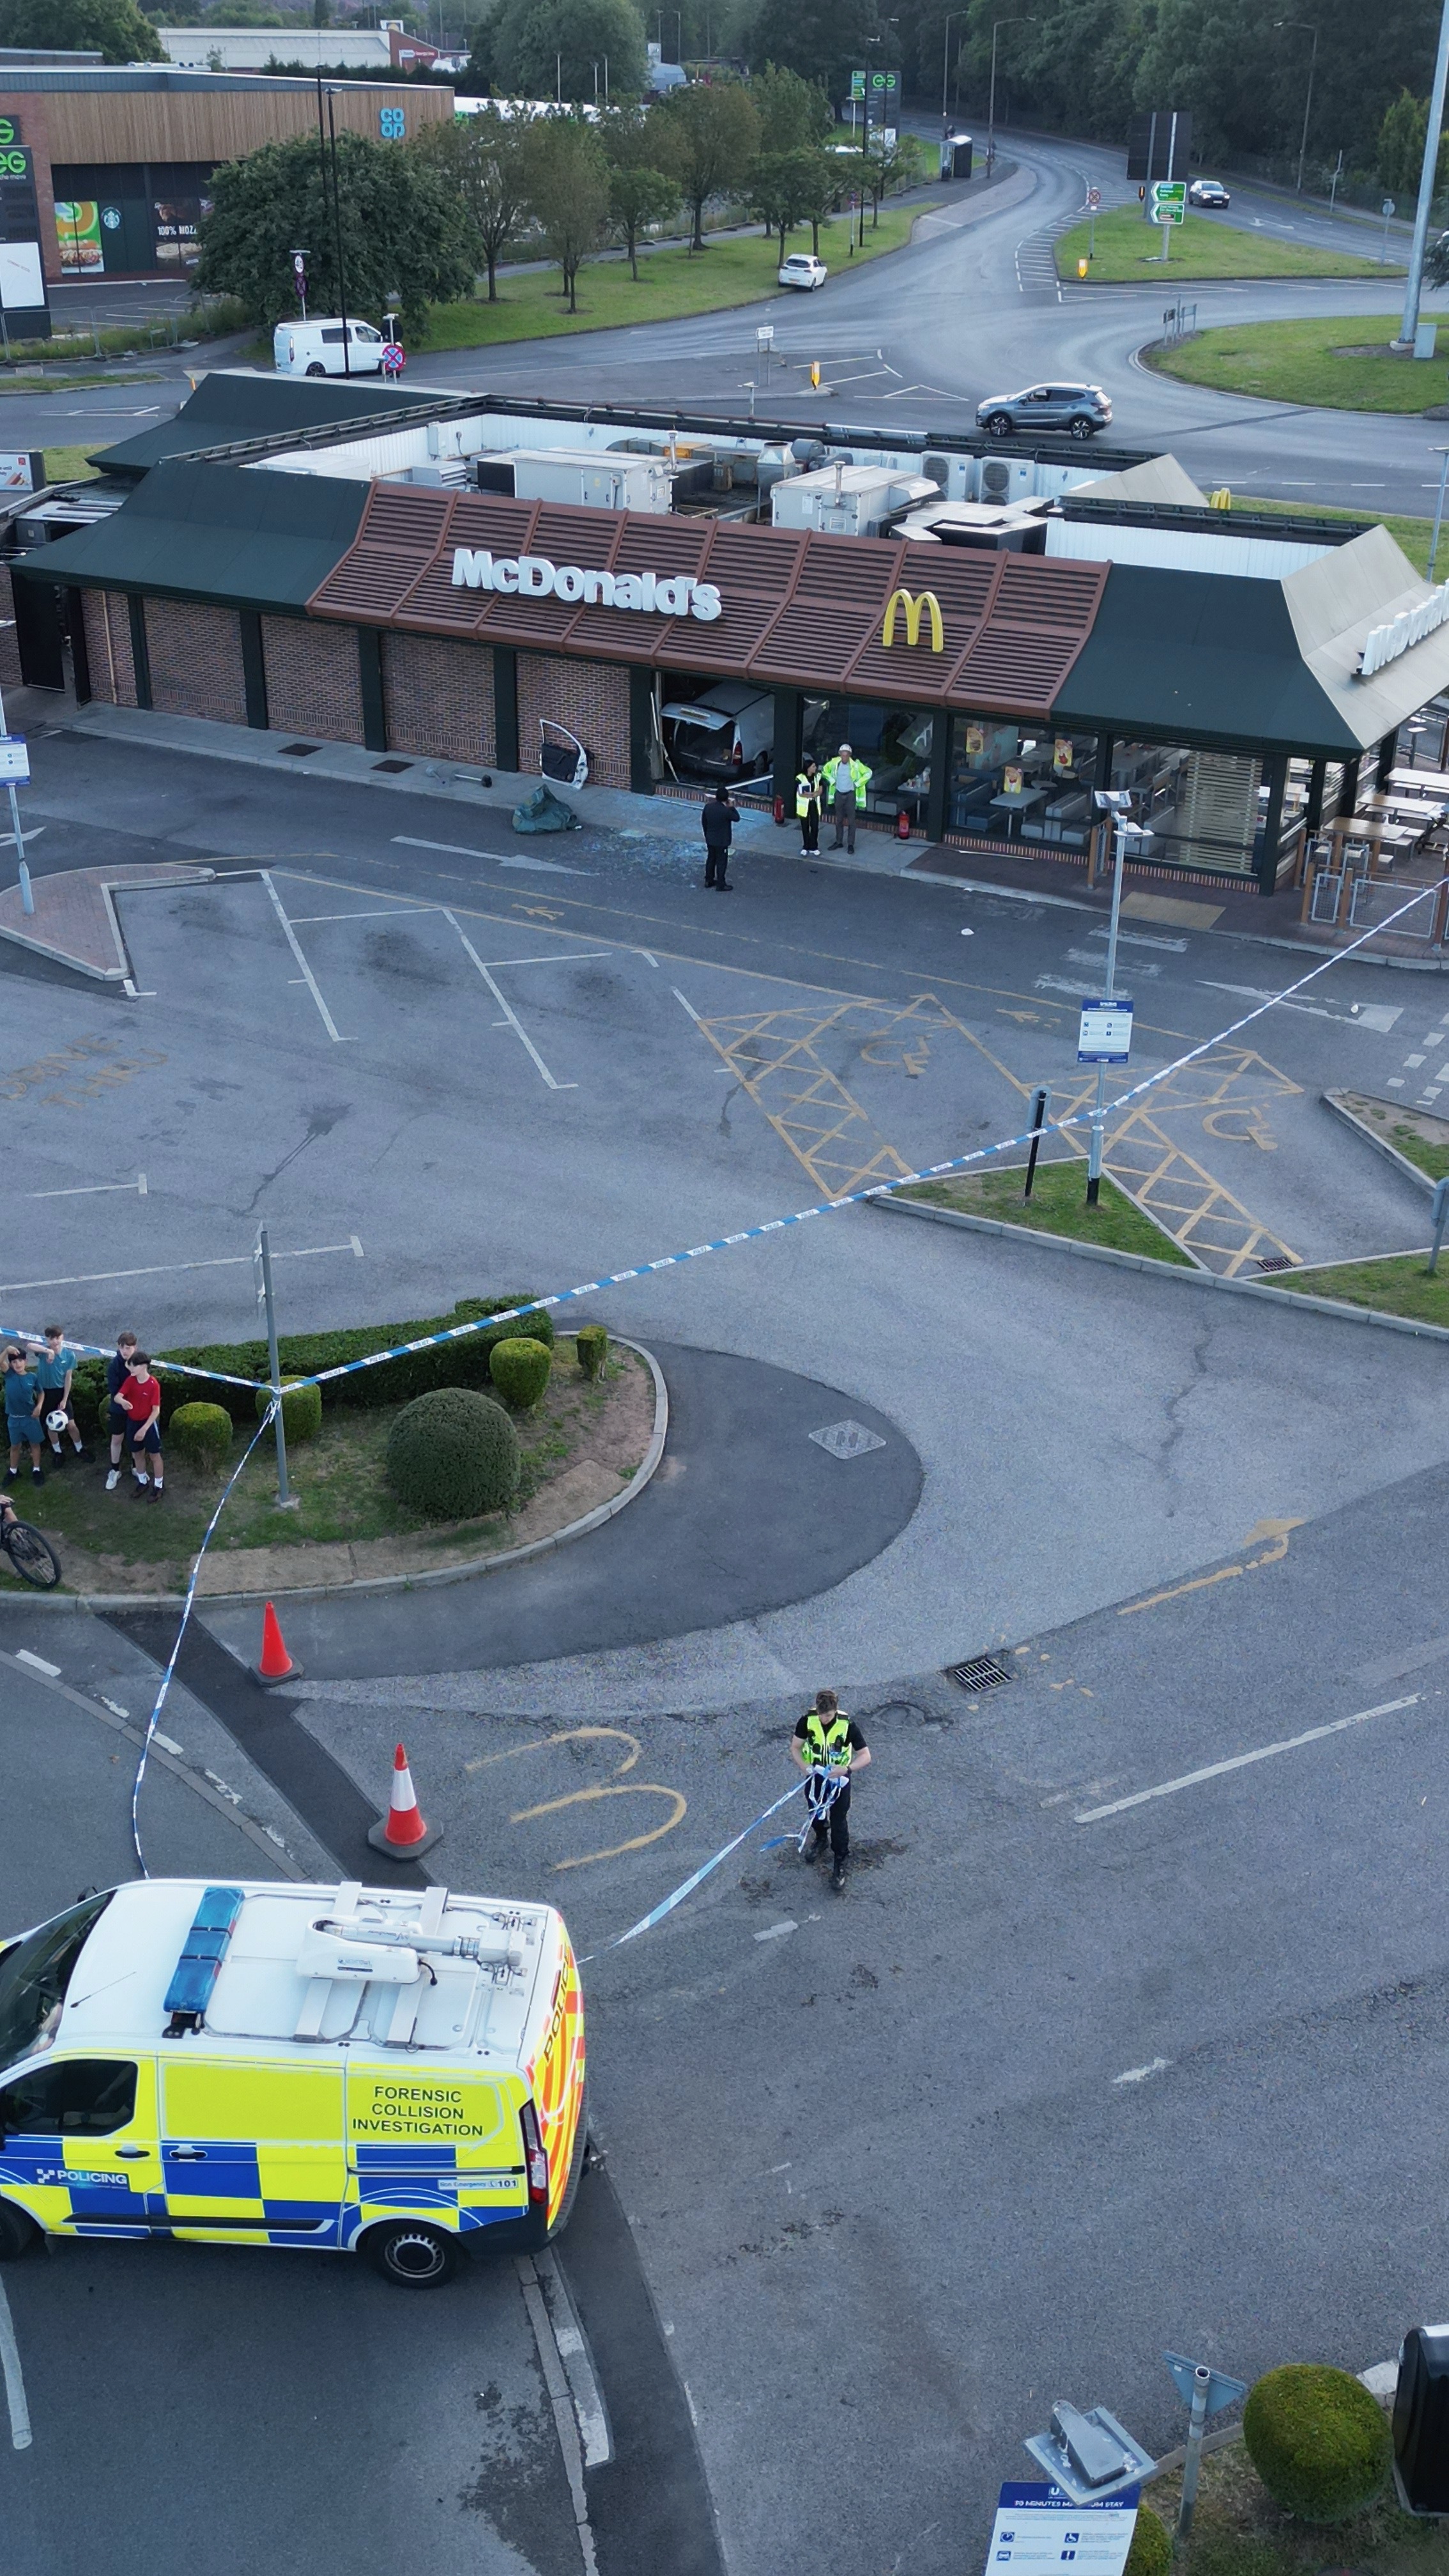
[[946, 1653, 1013, 1694], [278, 741, 321, 758], [1257, 1255, 1293, 1273], [372, 756, 413, 774]]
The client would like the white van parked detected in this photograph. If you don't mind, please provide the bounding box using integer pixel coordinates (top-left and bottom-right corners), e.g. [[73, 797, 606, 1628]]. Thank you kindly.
[[273, 318, 386, 377], [661, 680, 774, 780]]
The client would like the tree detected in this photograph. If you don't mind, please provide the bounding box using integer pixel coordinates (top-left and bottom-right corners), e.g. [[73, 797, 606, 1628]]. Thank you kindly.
[[194, 128, 473, 337], [1378, 87, 1449, 200], [415, 105, 531, 299], [743, 0, 879, 108], [795, 145, 844, 252], [654, 78, 760, 249], [749, 61, 832, 153], [520, 112, 610, 309], [747, 145, 820, 254], [491, 0, 648, 102], [0, 0, 165, 61], [599, 105, 680, 275]]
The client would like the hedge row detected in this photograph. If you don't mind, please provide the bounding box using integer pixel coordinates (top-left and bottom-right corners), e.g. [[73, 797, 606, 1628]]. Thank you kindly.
[[69, 1294, 556, 1432]]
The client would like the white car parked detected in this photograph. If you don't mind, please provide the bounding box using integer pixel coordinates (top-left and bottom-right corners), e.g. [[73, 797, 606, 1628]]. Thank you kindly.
[[273, 318, 386, 378], [778, 252, 827, 291]]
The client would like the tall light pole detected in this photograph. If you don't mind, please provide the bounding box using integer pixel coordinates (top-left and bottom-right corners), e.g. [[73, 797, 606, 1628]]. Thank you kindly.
[[1273, 20, 1319, 194], [942, 8, 963, 133], [987, 17, 1035, 176], [1397, 0, 1449, 348]]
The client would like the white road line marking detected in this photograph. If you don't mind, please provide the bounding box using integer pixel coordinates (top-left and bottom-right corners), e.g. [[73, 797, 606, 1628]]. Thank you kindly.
[[289, 907, 436, 924], [28, 1173, 146, 1200], [393, 834, 590, 877], [479, 953, 613, 969], [1113, 2057, 1172, 2085], [0, 2275, 31, 2450], [1077, 1694, 1421, 1823], [1405, 1054, 1426, 1067], [262, 871, 350, 1043], [640, 952, 659, 967], [673, 988, 702, 1022], [1036, 973, 1101, 998], [0, 1243, 362, 1295], [1068, 947, 1160, 977], [1089, 928, 1188, 953], [1201, 980, 1402, 1032], [754, 1919, 797, 1942], [444, 909, 575, 1091], [349, 1234, 364, 1258], [15, 1648, 60, 1677]]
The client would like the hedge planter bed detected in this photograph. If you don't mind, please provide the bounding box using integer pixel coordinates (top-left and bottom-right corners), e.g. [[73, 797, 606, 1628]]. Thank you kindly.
[[13, 1299, 655, 1597]]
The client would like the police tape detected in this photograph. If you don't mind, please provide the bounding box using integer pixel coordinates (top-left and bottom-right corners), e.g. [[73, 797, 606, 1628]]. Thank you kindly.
[[8, 871, 1435, 1411], [576, 1781, 804, 1963], [130, 1400, 279, 1878]]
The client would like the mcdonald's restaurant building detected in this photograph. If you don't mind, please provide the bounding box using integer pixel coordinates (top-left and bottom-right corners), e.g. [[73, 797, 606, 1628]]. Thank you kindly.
[[13, 375, 1449, 896]]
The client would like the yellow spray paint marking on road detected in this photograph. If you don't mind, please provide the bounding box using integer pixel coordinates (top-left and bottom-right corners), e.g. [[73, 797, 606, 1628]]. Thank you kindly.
[[1117, 1516, 1305, 1617], [463, 1725, 687, 1871]]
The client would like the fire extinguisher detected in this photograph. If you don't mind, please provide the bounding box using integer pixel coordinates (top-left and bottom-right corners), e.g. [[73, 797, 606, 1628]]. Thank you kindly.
[[896, 807, 912, 839], [773, 790, 786, 825]]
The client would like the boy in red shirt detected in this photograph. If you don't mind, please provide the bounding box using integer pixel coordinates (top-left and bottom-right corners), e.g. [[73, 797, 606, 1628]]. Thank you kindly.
[[117, 1351, 164, 1501]]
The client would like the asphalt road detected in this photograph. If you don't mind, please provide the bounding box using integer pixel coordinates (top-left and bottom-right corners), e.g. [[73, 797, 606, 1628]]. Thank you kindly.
[[6, 129, 1444, 507]]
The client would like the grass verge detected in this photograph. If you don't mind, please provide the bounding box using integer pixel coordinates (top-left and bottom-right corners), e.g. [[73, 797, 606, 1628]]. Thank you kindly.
[[1146, 310, 1449, 412], [898, 1159, 1195, 1263], [42, 444, 101, 485], [1144, 2416, 1440, 2576], [414, 206, 913, 351], [1233, 493, 1437, 572], [1336, 1091, 1449, 1182], [1262, 1252, 1448, 1322], [1057, 201, 1394, 282]]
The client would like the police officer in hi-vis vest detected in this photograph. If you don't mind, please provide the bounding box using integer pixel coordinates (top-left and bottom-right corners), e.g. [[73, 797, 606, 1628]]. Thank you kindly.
[[792, 1688, 871, 1892]]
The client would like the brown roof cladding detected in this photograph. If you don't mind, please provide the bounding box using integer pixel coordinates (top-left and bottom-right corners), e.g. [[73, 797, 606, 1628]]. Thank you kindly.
[[306, 486, 1107, 715]]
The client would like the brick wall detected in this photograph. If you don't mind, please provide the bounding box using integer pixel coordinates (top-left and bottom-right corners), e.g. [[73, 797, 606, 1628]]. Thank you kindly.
[[383, 631, 495, 763], [517, 652, 630, 789], [80, 589, 137, 706], [262, 614, 364, 744], [144, 597, 247, 724]]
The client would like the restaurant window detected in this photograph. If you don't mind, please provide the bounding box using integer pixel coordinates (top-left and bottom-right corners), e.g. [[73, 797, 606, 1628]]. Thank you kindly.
[[947, 716, 1098, 847], [1109, 739, 1262, 875], [802, 697, 935, 827]]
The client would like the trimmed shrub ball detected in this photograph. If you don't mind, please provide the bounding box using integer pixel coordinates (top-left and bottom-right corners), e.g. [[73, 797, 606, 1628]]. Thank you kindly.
[[489, 1336, 552, 1411], [168, 1402, 234, 1469], [386, 1386, 520, 1521], [1123, 2506, 1170, 2576], [1243, 2365, 1392, 2521], [254, 1381, 323, 1444], [575, 1324, 609, 1381]]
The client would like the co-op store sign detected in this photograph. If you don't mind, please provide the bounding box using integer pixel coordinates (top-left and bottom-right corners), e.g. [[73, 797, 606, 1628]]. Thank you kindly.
[[452, 548, 722, 622]]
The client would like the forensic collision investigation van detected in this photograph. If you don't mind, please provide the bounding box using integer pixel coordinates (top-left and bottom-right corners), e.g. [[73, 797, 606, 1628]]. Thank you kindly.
[[0, 1876, 587, 2287]]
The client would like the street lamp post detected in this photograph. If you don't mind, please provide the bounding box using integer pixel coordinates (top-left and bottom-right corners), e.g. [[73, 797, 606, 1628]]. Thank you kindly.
[[1273, 20, 1319, 194], [1397, 0, 1449, 349], [1085, 791, 1150, 1207], [942, 9, 963, 134], [656, 7, 681, 62], [987, 18, 1035, 176]]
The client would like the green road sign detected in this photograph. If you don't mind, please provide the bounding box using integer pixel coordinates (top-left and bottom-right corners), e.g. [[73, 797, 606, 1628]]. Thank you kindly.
[[850, 68, 865, 97], [1151, 180, 1186, 224]]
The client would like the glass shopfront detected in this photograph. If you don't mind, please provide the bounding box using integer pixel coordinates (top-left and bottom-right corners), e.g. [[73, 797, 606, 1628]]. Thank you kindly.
[[947, 716, 1098, 848], [802, 696, 936, 827], [1108, 739, 1271, 876]]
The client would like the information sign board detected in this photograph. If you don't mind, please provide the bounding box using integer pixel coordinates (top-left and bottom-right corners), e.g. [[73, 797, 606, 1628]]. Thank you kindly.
[[986, 2482, 1139, 2576]]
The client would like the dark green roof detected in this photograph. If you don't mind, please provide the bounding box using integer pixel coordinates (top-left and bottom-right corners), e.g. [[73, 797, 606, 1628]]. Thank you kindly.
[[1054, 562, 1356, 755], [91, 371, 429, 479], [13, 461, 369, 612]]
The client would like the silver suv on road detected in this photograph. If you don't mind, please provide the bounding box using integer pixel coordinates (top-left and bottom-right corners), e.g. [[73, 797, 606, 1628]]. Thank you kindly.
[[976, 381, 1113, 440]]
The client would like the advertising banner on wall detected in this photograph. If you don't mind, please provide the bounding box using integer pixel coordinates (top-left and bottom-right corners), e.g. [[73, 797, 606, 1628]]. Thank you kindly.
[[55, 199, 103, 273]]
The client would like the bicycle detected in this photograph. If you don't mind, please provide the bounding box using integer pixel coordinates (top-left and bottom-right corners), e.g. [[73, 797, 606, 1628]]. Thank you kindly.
[[0, 1501, 60, 1590]]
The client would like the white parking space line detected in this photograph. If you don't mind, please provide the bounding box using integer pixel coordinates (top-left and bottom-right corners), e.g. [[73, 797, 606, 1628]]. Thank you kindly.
[[261, 871, 351, 1043], [1076, 1693, 1422, 1823], [0, 1241, 363, 1296], [288, 906, 437, 924], [672, 988, 702, 1022], [444, 909, 576, 1091], [29, 1173, 146, 1199], [0, 2275, 32, 2450]]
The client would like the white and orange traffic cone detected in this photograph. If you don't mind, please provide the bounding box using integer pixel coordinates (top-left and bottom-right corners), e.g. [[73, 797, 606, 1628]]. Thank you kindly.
[[367, 1741, 442, 1860], [253, 1598, 302, 1687]]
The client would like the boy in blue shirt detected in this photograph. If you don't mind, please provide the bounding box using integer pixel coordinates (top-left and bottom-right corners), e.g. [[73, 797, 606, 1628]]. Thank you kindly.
[[3, 1346, 45, 1486], [30, 1324, 91, 1467]]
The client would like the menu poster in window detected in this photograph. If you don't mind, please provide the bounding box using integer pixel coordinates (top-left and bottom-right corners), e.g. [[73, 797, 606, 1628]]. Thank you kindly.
[[1004, 763, 1023, 797], [55, 199, 103, 272], [1054, 737, 1073, 774], [155, 197, 204, 265], [965, 723, 985, 758]]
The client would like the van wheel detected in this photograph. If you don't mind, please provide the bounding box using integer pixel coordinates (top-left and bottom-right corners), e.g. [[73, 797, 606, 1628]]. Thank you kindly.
[[548, 2085, 588, 2239], [365, 2220, 460, 2287], [0, 2200, 38, 2262], [305, 362, 326, 377]]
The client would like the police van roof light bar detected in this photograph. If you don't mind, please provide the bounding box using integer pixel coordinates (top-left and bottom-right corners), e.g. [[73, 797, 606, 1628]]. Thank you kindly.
[[163, 1884, 246, 2035]]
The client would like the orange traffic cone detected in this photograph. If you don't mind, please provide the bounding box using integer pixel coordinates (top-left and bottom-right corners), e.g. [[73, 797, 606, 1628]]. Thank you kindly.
[[254, 1599, 302, 1687], [367, 1741, 442, 1860]]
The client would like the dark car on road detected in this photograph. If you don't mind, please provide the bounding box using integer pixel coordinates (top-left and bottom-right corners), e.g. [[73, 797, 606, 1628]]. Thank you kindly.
[[1188, 177, 1230, 206], [975, 381, 1113, 441]]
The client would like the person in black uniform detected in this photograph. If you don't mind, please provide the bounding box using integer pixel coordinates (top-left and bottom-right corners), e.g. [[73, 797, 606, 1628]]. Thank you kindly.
[[702, 784, 740, 890], [791, 1688, 870, 1892]]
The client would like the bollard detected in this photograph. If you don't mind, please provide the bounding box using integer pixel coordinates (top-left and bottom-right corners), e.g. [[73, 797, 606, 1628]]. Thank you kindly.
[[1177, 2363, 1212, 2544], [1023, 1087, 1049, 1200], [1429, 1176, 1449, 1275]]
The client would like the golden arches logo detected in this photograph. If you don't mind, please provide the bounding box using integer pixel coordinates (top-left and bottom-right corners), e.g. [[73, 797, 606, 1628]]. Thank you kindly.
[[881, 587, 944, 651]]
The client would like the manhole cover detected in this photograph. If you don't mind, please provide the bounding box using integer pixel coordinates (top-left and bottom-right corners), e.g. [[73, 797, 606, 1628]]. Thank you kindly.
[[1257, 1255, 1293, 1273], [278, 741, 321, 758], [946, 1653, 1013, 1694], [809, 1419, 887, 1460], [372, 756, 413, 774]]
